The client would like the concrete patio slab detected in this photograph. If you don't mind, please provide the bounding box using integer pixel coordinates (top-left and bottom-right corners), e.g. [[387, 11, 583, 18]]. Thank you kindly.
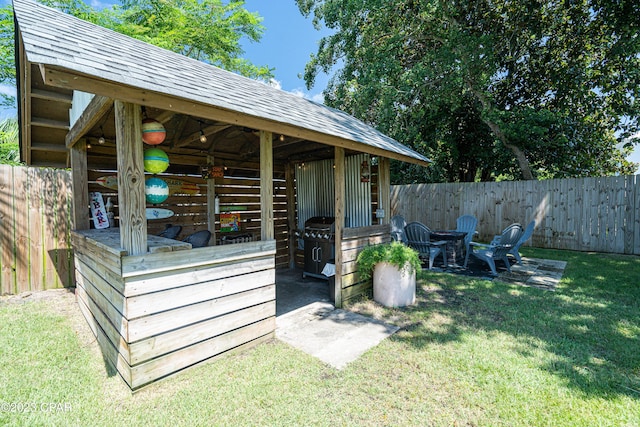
[[276, 301, 399, 369], [497, 257, 567, 290]]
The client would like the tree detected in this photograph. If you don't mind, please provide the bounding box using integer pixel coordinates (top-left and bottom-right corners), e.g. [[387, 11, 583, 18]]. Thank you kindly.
[[297, 0, 640, 182], [0, 117, 20, 165], [0, 5, 16, 107], [0, 0, 272, 109], [105, 0, 272, 80]]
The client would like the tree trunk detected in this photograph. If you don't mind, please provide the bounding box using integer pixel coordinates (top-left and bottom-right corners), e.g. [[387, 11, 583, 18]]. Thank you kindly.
[[484, 119, 535, 180], [467, 84, 535, 180]]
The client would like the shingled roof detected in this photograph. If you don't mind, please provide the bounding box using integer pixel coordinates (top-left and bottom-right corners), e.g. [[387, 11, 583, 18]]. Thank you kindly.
[[13, 0, 430, 166]]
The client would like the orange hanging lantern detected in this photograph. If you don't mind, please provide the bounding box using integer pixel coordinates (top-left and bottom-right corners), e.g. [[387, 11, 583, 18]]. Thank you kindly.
[[141, 118, 166, 145]]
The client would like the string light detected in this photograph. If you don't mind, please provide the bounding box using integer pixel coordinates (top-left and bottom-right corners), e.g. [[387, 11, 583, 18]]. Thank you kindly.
[[279, 134, 285, 142], [199, 121, 207, 143], [98, 126, 105, 144]]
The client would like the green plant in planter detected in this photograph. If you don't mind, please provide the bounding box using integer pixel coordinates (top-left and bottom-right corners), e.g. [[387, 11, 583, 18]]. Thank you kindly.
[[356, 241, 421, 281]]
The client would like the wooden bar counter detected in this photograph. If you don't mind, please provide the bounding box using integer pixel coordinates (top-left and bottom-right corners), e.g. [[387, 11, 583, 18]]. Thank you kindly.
[[71, 228, 277, 390]]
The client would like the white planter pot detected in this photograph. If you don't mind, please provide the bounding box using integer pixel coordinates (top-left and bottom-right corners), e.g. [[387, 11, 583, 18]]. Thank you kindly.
[[373, 261, 416, 307]]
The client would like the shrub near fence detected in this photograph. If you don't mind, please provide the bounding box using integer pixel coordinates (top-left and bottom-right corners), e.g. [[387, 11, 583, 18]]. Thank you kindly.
[[391, 175, 640, 256], [0, 165, 74, 295]]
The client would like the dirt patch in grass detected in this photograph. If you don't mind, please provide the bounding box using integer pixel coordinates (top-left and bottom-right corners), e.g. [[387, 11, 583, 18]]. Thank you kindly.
[[1, 287, 74, 305]]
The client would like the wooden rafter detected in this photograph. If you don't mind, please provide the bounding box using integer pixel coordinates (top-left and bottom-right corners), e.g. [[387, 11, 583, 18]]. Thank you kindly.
[[165, 115, 189, 146], [272, 137, 304, 150], [31, 117, 69, 130], [153, 111, 175, 124], [30, 88, 72, 103], [65, 95, 114, 148], [172, 123, 233, 149]]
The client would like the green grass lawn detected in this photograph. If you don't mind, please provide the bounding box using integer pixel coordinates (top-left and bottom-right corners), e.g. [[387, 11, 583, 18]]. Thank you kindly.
[[1, 248, 638, 426]]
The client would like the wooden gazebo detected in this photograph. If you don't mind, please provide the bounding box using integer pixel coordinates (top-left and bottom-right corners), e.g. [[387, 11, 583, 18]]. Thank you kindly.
[[14, 0, 430, 390]]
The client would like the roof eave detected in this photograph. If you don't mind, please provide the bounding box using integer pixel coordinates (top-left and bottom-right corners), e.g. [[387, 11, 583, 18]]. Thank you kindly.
[[38, 64, 431, 166]]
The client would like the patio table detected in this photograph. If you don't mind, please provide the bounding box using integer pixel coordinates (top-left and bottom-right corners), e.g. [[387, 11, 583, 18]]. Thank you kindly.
[[431, 230, 467, 266]]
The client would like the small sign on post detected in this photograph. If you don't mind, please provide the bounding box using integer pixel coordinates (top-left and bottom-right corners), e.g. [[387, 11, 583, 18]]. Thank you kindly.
[[201, 164, 224, 179], [89, 191, 110, 229]]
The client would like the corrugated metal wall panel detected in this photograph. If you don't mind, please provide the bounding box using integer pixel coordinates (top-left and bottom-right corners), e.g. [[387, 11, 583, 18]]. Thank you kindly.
[[296, 155, 372, 230], [296, 159, 334, 230], [345, 154, 372, 228]]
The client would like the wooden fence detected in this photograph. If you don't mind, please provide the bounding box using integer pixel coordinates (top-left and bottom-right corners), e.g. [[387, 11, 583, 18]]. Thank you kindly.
[[1, 165, 74, 295], [391, 175, 640, 255], [3, 165, 639, 294]]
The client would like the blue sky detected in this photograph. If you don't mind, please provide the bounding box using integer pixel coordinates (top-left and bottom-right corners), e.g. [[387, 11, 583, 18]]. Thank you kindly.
[[0, 0, 329, 116], [241, 0, 330, 103]]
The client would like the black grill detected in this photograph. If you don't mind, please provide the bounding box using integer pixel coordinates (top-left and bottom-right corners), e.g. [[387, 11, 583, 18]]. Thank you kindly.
[[303, 216, 335, 280]]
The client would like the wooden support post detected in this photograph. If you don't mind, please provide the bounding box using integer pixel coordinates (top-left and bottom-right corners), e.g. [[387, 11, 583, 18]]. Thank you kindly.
[[207, 155, 216, 245], [17, 35, 31, 165], [260, 131, 274, 241], [334, 147, 345, 308], [285, 162, 297, 268], [70, 138, 89, 230], [378, 156, 391, 225], [114, 101, 147, 255]]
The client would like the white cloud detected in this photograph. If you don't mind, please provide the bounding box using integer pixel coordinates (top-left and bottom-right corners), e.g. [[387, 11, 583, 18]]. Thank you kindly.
[[289, 88, 306, 98], [310, 93, 325, 104], [287, 87, 325, 104], [267, 78, 282, 90]]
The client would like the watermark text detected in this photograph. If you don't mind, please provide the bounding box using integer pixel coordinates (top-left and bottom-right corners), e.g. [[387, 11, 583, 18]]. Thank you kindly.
[[1, 402, 72, 413]]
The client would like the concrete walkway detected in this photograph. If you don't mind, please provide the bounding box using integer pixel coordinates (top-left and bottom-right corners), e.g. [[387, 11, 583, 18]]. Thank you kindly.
[[275, 269, 399, 369], [276, 301, 399, 369], [272, 255, 566, 369]]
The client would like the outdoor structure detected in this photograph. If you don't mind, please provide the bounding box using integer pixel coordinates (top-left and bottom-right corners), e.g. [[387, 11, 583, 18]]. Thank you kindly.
[[13, 0, 429, 390]]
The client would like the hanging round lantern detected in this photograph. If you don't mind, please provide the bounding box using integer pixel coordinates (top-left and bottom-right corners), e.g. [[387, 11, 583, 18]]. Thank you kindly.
[[141, 118, 166, 145], [145, 177, 169, 204], [144, 147, 170, 174]]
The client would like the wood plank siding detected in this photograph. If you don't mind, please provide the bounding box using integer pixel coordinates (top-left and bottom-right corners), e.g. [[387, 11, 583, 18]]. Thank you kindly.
[[338, 224, 391, 304], [72, 229, 276, 390], [4, 164, 640, 296], [86, 169, 292, 268]]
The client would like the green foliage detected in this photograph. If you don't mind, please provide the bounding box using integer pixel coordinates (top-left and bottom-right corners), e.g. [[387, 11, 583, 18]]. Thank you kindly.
[[0, 5, 15, 108], [0, 116, 20, 165], [108, 0, 272, 80], [0, 0, 273, 109], [297, 0, 640, 181], [355, 241, 421, 281]]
